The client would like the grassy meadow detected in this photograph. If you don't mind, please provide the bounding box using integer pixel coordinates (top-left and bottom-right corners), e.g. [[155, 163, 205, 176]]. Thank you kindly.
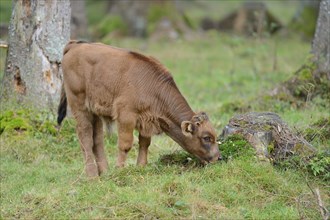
[[1, 34, 329, 219], [1, 1, 329, 219]]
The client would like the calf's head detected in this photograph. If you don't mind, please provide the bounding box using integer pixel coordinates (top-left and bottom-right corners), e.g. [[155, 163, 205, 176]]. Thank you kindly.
[[181, 112, 221, 164]]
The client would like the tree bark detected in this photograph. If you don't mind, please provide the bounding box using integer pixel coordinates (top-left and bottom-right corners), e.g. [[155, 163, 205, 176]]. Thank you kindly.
[[70, 0, 88, 39], [1, 0, 71, 111], [312, 0, 330, 79]]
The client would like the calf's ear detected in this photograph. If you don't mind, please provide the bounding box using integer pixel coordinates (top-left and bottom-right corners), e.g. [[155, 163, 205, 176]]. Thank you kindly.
[[181, 121, 195, 137]]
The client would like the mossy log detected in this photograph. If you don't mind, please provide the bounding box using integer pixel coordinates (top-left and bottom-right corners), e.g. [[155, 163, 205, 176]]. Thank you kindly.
[[220, 112, 316, 161]]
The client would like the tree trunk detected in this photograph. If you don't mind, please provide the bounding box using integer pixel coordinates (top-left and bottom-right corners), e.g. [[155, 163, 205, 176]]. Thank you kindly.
[[70, 0, 88, 39], [312, 0, 330, 79], [1, 0, 71, 111]]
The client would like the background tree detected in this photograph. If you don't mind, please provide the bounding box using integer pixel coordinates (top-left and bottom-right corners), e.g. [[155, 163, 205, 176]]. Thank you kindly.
[[98, 0, 191, 40], [71, 0, 88, 39], [1, 0, 71, 111], [312, 0, 330, 79], [108, 0, 148, 38]]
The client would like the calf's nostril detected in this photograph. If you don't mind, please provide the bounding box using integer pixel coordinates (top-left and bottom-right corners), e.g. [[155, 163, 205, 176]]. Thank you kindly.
[[218, 156, 223, 161]]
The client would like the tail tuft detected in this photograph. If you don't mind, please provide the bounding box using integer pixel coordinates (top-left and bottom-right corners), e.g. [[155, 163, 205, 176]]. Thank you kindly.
[[57, 84, 67, 125]]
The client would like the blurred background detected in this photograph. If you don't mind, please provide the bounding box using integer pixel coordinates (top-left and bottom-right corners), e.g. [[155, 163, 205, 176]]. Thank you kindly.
[[1, 0, 328, 124], [0, 0, 320, 45], [0, 0, 323, 114], [0, 2, 329, 219], [0, 0, 327, 132]]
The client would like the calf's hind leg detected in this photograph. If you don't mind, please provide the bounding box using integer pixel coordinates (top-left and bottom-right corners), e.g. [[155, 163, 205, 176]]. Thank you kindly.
[[92, 116, 109, 174], [74, 111, 99, 178]]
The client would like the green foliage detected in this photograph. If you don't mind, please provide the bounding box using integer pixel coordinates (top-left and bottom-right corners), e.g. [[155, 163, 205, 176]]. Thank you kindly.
[[220, 100, 250, 114], [147, 3, 176, 35], [95, 15, 127, 39], [303, 117, 330, 143], [146, 2, 194, 35], [275, 154, 308, 172], [147, 3, 175, 24], [219, 135, 255, 161], [317, 73, 330, 101], [0, 109, 73, 138], [158, 151, 201, 167], [86, 0, 108, 27], [0, 0, 11, 25], [0, 110, 33, 134], [38, 121, 57, 135], [275, 150, 330, 182], [0, 48, 7, 81], [308, 152, 330, 181], [289, 6, 318, 38], [292, 63, 317, 98]]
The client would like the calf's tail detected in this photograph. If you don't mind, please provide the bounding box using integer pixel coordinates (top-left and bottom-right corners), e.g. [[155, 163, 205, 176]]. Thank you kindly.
[[57, 83, 67, 125]]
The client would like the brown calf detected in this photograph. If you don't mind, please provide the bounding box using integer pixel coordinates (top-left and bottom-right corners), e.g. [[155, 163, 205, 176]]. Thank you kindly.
[[58, 41, 221, 177]]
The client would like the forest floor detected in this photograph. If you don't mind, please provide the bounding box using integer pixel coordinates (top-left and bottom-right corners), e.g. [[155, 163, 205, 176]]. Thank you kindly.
[[1, 33, 329, 219]]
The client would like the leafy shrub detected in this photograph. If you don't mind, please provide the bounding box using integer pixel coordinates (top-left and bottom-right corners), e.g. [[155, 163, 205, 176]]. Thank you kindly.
[[308, 152, 330, 181]]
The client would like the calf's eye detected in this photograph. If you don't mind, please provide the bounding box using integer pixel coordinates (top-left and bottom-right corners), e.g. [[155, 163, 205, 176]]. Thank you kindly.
[[203, 136, 211, 142]]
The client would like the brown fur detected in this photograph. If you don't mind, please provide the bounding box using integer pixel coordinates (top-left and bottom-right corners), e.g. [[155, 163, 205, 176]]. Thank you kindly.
[[59, 41, 220, 177]]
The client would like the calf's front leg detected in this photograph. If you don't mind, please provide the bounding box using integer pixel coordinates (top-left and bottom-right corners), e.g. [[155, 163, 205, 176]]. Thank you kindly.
[[137, 134, 151, 166], [116, 121, 135, 167]]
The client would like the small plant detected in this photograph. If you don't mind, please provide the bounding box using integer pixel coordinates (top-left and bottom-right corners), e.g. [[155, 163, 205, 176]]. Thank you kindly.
[[308, 152, 330, 181], [219, 134, 255, 161]]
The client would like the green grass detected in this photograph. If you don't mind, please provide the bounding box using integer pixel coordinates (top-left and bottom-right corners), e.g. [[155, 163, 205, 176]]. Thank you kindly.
[[1, 33, 329, 219], [1, 1, 329, 217], [0, 130, 327, 219]]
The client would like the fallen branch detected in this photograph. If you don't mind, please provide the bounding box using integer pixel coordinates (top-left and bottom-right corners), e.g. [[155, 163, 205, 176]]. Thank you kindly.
[[315, 188, 329, 220], [0, 40, 8, 48], [307, 181, 329, 220]]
